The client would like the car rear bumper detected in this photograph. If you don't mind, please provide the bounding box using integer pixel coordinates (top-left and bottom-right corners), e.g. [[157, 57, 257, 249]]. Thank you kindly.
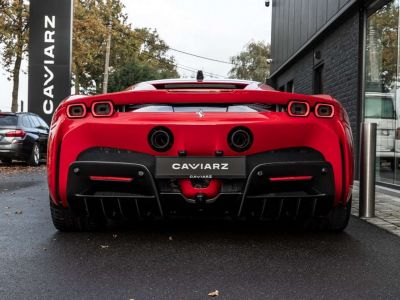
[[64, 154, 335, 220], [0, 143, 25, 159]]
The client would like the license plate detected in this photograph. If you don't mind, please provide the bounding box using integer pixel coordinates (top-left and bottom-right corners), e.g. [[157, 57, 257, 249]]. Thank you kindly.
[[155, 157, 246, 179]]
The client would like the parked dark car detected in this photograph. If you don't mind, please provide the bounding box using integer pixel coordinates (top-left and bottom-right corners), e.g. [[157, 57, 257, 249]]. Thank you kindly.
[[0, 112, 49, 166]]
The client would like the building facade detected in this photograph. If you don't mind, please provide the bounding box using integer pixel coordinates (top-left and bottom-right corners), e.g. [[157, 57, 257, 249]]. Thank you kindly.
[[269, 0, 400, 188]]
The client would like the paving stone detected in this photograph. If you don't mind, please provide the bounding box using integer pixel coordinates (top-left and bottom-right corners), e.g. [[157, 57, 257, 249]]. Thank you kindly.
[[353, 188, 400, 235]]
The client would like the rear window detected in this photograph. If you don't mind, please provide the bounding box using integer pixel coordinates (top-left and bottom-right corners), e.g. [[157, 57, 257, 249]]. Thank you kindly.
[[0, 115, 18, 126], [365, 96, 396, 119], [154, 83, 246, 90], [119, 104, 278, 113]]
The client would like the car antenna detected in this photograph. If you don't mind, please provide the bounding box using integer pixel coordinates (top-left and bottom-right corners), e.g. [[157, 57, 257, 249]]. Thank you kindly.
[[197, 70, 204, 81]]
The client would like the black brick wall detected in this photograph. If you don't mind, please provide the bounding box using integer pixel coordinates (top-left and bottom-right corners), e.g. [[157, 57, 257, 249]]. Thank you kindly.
[[271, 0, 353, 73], [271, 7, 362, 172]]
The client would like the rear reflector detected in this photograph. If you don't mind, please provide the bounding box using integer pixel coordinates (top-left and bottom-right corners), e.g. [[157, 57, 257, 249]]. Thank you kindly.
[[5, 130, 26, 138], [269, 176, 313, 182], [89, 176, 134, 182]]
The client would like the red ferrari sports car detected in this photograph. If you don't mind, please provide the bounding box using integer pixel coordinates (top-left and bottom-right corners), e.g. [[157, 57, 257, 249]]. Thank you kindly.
[[47, 78, 354, 231]]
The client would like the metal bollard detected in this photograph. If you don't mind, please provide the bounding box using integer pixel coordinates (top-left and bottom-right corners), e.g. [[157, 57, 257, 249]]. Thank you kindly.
[[359, 123, 377, 218]]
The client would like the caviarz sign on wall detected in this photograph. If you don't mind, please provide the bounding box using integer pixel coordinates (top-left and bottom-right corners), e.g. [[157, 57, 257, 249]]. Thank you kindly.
[[28, 0, 73, 125]]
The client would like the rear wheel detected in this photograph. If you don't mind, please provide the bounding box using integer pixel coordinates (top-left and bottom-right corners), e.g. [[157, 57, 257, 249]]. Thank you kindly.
[[327, 197, 352, 232], [50, 197, 107, 232], [50, 199, 82, 231], [27, 143, 40, 166]]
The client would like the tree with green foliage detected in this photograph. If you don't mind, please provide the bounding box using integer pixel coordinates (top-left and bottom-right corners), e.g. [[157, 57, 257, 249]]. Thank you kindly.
[[229, 41, 271, 83], [73, 0, 177, 94], [108, 57, 167, 92], [366, 1, 399, 91], [0, 0, 177, 111], [0, 0, 29, 112]]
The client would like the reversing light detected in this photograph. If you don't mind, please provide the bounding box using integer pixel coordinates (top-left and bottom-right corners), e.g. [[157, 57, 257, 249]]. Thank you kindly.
[[92, 101, 114, 117], [5, 130, 26, 138], [67, 104, 87, 119], [315, 103, 334, 118], [288, 101, 310, 117]]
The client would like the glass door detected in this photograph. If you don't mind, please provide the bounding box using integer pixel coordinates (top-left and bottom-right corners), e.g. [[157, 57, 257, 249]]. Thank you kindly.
[[365, 0, 399, 185]]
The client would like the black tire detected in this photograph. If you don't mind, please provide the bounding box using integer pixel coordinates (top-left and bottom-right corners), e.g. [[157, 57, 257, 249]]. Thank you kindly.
[[327, 197, 352, 232], [27, 143, 40, 166], [50, 199, 83, 231], [50, 197, 107, 232], [1, 158, 12, 165]]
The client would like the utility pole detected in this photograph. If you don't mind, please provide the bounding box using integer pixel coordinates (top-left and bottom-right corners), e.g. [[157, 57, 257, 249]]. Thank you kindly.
[[103, 22, 112, 94]]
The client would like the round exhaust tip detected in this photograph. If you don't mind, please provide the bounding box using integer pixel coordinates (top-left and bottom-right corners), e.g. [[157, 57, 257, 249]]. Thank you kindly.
[[228, 127, 253, 152], [148, 127, 174, 152]]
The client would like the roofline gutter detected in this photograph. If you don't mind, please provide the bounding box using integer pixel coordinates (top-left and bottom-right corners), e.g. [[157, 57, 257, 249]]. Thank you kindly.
[[269, 0, 359, 79]]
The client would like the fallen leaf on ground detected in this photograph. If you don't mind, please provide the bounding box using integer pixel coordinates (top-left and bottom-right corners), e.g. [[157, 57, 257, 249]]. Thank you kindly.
[[208, 290, 219, 297], [168, 236, 173, 241], [0, 164, 46, 176], [100, 245, 109, 249], [15, 210, 22, 214], [112, 234, 118, 239]]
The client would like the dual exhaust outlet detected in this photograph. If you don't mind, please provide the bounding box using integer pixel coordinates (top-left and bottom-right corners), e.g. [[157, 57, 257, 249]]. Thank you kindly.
[[148, 126, 253, 153]]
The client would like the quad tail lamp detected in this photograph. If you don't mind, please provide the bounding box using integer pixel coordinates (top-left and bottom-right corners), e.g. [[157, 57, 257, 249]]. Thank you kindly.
[[67, 101, 334, 119], [67, 101, 114, 119], [288, 101, 334, 118]]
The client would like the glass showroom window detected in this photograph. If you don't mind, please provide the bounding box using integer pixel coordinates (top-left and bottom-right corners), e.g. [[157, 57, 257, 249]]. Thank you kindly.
[[365, 0, 400, 185]]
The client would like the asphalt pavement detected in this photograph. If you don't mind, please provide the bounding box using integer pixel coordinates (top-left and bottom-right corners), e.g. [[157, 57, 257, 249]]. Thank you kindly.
[[1, 164, 400, 299]]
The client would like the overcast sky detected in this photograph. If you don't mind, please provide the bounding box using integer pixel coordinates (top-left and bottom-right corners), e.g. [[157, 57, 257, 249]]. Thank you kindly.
[[0, 0, 271, 112]]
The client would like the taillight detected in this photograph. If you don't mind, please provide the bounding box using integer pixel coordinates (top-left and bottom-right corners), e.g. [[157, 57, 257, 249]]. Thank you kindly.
[[5, 130, 26, 138], [315, 103, 334, 118], [67, 104, 87, 119], [92, 101, 114, 117], [287, 101, 310, 117]]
